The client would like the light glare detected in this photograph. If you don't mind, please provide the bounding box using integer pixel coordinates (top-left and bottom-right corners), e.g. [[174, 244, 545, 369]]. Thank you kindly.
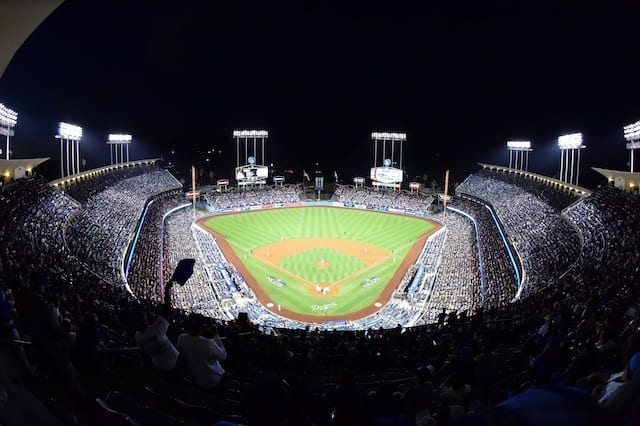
[[108, 134, 132, 142], [507, 140, 531, 149], [0, 103, 18, 127], [233, 130, 269, 138], [58, 122, 83, 140], [371, 132, 407, 141], [558, 133, 583, 149], [624, 120, 640, 141]]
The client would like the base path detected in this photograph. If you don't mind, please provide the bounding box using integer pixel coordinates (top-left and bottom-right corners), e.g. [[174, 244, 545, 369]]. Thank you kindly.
[[196, 209, 442, 323]]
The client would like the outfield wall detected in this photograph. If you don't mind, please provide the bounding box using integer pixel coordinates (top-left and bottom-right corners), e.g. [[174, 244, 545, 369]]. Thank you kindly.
[[205, 199, 432, 218]]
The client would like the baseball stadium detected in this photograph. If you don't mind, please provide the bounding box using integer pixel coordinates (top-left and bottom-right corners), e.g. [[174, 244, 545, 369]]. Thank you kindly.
[[2, 3, 640, 426]]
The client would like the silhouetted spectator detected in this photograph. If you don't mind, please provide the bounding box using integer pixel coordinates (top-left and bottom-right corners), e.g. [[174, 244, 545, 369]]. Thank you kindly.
[[324, 368, 366, 426], [178, 313, 227, 389], [135, 280, 178, 371]]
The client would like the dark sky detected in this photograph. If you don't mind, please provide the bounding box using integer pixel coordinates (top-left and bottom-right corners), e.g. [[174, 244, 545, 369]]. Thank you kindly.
[[1, 1, 640, 187]]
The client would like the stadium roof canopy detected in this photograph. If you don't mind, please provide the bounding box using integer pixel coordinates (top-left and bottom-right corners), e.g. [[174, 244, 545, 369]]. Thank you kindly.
[[592, 167, 640, 191], [0, 1, 63, 79], [0, 157, 49, 179]]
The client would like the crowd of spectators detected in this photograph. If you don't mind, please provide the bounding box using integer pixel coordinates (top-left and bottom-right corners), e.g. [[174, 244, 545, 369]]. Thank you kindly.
[[2, 168, 640, 425], [392, 228, 447, 324], [335, 186, 434, 215], [63, 163, 160, 204], [162, 209, 230, 319], [456, 169, 582, 295], [451, 197, 519, 307], [0, 176, 79, 282], [125, 191, 184, 301], [190, 225, 245, 314], [0, 175, 159, 400], [418, 212, 482, 325], [64, 170, 182, 286], [204, 185, 302, 210], [478, 168, 581, 211]]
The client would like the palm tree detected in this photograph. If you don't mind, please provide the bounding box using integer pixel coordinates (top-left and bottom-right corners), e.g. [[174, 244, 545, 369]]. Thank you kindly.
[[209, 170, 214, 184]]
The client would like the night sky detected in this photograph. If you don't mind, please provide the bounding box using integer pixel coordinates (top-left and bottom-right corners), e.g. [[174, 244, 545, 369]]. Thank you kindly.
[[1, 1, 640, 187]]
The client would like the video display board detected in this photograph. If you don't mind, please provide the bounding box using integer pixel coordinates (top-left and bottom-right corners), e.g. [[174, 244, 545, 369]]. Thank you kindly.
[[236, 165, 269, 182], [370, 167, 403, 184]]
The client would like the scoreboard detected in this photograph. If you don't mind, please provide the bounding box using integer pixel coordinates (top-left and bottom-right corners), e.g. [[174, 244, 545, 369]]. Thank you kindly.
[[236, 165, 269, 185], [370, 166, 403, 184]]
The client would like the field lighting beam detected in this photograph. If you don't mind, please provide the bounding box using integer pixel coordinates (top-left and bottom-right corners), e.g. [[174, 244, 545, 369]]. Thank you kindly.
[[0, 103, 18, 160], [624, 120, 640, 172], [557, 133, 585, 186], [56, 122, 83, 178], [506, 140, 532, 171]]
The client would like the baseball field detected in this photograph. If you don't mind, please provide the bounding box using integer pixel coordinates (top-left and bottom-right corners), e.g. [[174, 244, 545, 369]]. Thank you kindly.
[[199, 206, 438, 322]]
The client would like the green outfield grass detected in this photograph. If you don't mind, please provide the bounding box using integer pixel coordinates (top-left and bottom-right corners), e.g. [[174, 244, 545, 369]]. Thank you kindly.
[[202, 207, 434, 319]]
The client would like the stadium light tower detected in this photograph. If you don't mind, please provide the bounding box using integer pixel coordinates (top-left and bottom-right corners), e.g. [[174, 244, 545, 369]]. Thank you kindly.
[[0, 103, 18, 160], [370, 132, 406, 190], [233, 130, 268, 169], [55, 122, 82, 178], [371, 132, 406, 170], [107, 134, 133, 165], [557, 133, 585, 186], [623, 120, 640, 172], [506, 141, 532, 171]]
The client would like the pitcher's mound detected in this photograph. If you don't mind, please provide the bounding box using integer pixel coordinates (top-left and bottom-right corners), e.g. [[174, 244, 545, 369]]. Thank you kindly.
[[315, 260, 330, 269]]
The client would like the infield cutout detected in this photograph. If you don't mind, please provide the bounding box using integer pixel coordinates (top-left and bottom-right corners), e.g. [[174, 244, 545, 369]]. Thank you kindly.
[[252, 238, 391, 295]]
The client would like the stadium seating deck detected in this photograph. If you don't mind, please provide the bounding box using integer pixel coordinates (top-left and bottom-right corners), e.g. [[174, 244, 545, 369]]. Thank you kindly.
[[1, 167, 640, 425]]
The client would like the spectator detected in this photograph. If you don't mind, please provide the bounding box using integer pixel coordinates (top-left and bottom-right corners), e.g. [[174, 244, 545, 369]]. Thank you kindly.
[[324, 368, 367, 426], [241, 374, 294, 426], [177, 313, 227, 389], [591, 352, 640, 405], [134, 280, 179, 371]]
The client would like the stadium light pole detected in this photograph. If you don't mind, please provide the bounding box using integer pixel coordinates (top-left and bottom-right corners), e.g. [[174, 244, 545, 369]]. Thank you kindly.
[[0, 103, 18, 160], [624, 120, 640, 172], [557, 133, 584, 186], [233, 129, 269, 168], [371, 132, 407, 191], [506, 141, 532, 171], [55, 122, 82, 178], [371, 132, 407, 169], [107, 134, 133, 164]]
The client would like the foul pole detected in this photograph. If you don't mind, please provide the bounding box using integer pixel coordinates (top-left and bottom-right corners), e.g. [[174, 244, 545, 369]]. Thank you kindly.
[[443, 169, 450, 219], [192, 166, 197, 219]]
